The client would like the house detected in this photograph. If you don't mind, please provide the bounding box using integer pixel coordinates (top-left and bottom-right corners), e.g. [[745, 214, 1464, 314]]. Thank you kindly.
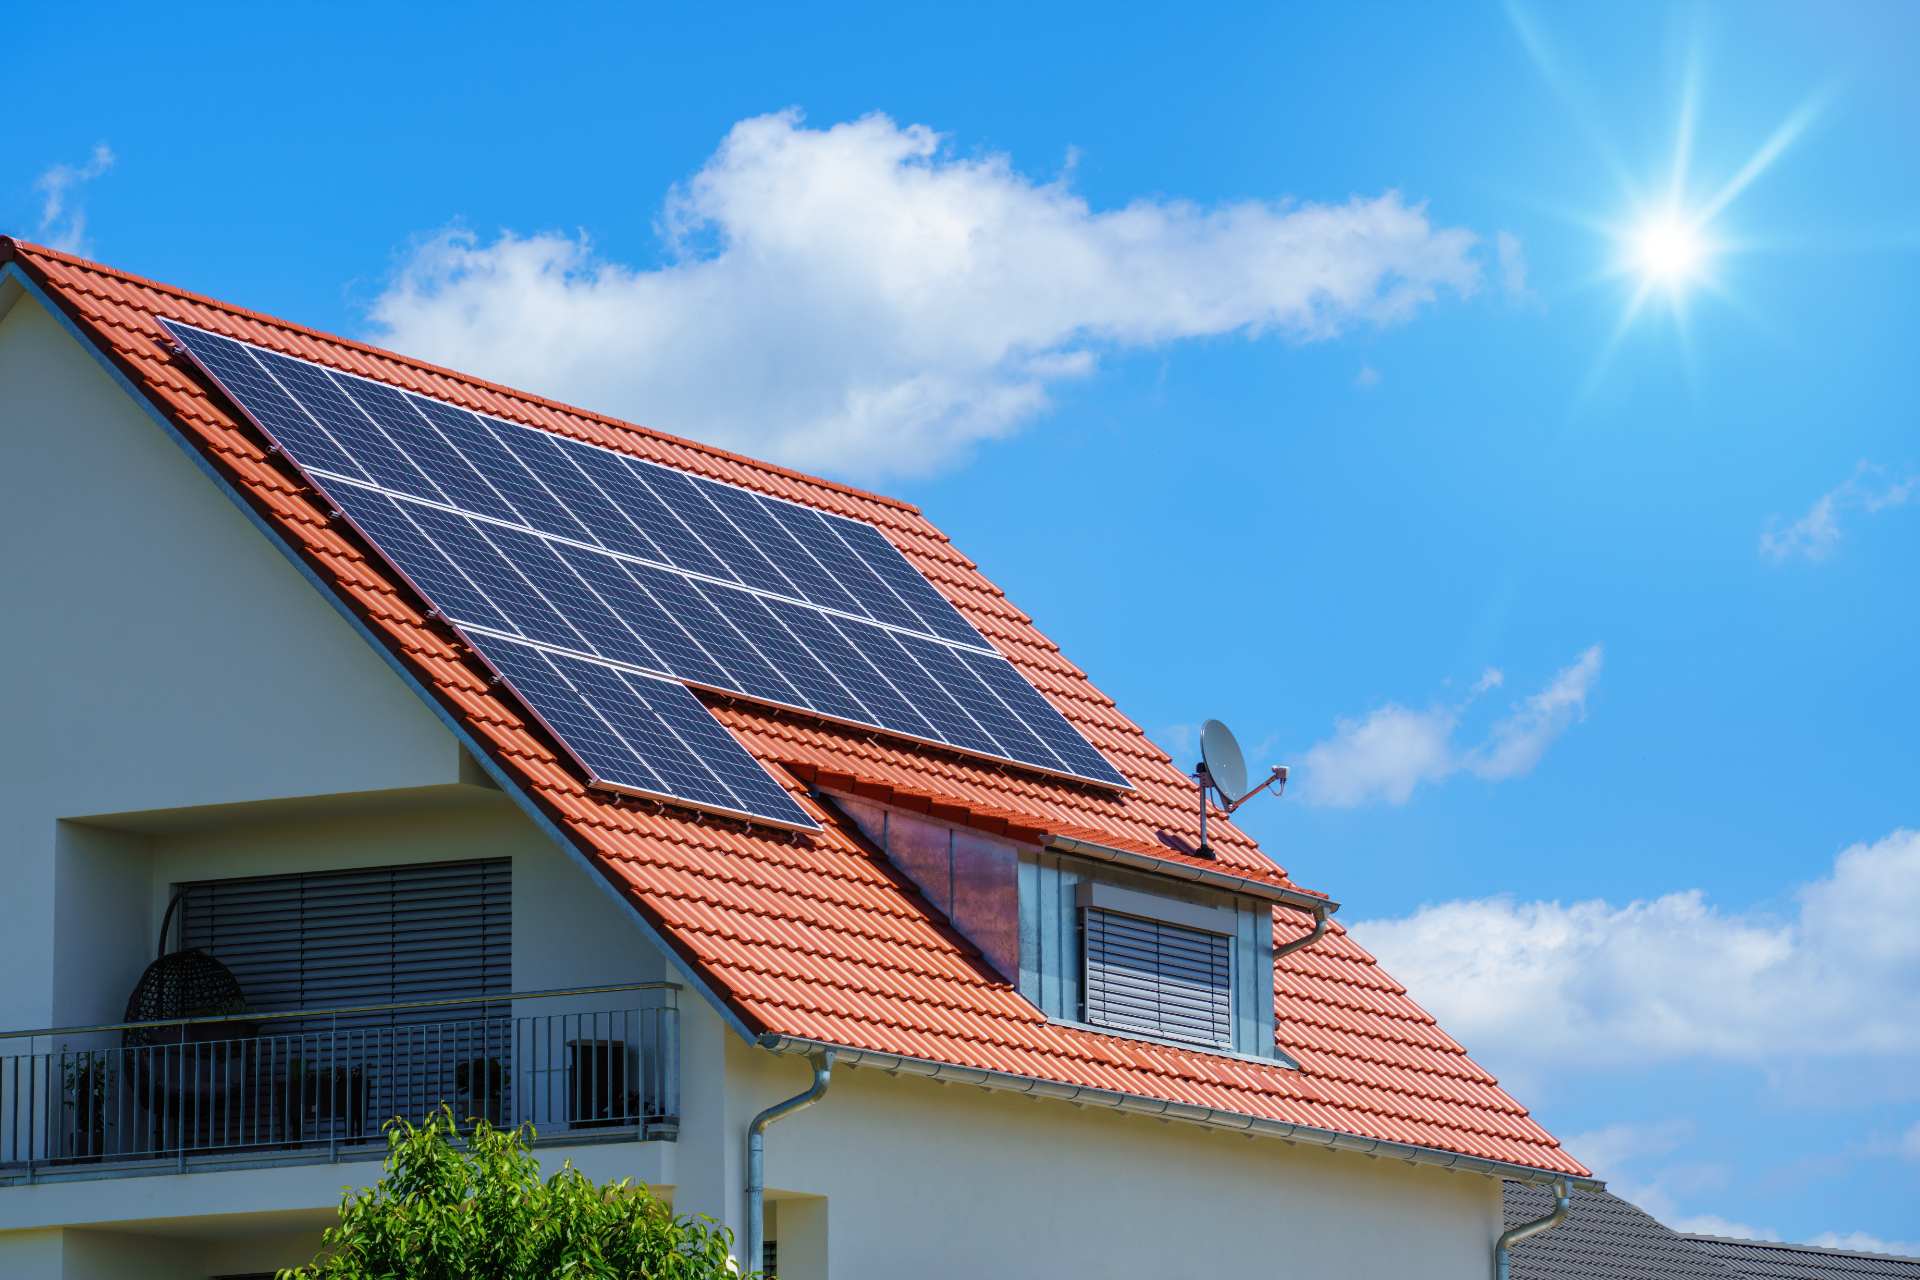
[[1502, 1183, 1920, 1280], [0, 234, 1592, 1279]]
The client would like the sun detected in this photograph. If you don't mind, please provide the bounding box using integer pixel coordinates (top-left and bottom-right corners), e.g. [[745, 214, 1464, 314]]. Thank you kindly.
[[1631, 214, 1707, 288]]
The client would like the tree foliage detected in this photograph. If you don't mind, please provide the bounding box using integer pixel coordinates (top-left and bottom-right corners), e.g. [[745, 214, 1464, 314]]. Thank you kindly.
[[280, 1107, 740, 1279]]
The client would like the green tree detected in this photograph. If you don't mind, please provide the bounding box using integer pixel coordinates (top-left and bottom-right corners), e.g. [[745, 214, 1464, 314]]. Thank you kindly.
[[280, 1107, 742, 1279]]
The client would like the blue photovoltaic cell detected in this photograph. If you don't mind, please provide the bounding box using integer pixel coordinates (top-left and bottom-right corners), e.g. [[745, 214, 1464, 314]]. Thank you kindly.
[[551, 545, 705, 681], [895, 632, 1067, 774], [690, 476, 861, 617], [478, 637, 667, 794], [401, 504, 588, 652], [626, 561, 802, 709], [326, 484, 513, 633], [414, 399, 596, 544], [507, 437, 662, 564], [476, 521, 662, 673], [636, 465, 792, 598], [176, 329, 370, 482], [956, 648, 1130, 788], [760, 596, 938, 741], [545, 655, 739, 811], [683, 476, 811, 601], [763, 501, 923, 633], [836, 620, 1001, 757], [827, 515, 986, 647], [478, 635, 813, 828], [612, 667, 809, 822], [254, 350, 443, 501], [330, 376, 519, 524], [165, 318, 1128, 806], [698, 582, 870, 726]]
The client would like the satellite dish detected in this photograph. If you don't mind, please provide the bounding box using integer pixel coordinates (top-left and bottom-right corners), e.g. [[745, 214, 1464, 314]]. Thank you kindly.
[[1200, 720, 1249, 803], [1191, 717, 1289, 858]]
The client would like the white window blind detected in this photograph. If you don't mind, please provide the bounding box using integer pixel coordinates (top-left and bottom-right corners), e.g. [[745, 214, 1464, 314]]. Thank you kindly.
[[1083, 908, 1233, 1048], [177, 859, 511, 1027]]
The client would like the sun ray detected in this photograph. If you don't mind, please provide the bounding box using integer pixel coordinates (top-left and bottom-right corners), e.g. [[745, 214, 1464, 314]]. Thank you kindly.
[[1697, 96, 1825, 224]]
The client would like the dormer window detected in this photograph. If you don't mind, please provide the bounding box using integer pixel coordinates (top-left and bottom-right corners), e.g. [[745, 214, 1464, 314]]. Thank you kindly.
[[827, 792, 1286, 1062], [1080, 883, 1236, 1050]]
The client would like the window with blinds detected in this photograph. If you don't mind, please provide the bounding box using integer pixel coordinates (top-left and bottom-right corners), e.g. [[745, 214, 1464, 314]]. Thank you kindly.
[[1082, 908, 1234, 1049], [177, 859, 512, 1027]]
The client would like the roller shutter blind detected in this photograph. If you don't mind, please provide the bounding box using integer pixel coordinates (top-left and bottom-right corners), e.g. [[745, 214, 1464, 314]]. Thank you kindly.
[[178, 859, 511, 1028], [1083, 907, 1233, 1048]]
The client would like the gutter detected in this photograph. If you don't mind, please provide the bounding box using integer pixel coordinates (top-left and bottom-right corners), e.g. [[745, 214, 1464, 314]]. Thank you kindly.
[[1045, 835, 1338, 918], [757, 1034, 1601, 1193], [746, 1050, 833, 1276], [1495, 1178, 1572, 1280]]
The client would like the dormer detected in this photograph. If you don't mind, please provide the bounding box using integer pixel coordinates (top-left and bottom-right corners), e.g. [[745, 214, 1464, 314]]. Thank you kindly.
[[826, 793, 1305, 1062]]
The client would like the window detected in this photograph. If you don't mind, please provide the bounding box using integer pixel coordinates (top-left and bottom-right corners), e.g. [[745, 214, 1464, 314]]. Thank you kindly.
[[177, 858, 512, 1027], [1083, 907, 1234, 1049]]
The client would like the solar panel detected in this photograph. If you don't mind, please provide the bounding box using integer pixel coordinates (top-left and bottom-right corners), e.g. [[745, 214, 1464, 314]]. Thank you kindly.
[[478, 635, 815, 829], [163, 319, 1133, 815]]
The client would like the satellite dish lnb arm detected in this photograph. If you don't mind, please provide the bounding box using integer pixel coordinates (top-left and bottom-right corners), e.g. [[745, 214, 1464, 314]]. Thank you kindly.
[[1220, 764, 1289, 814]]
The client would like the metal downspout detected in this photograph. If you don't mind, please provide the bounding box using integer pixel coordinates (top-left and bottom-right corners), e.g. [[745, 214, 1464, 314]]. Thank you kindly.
[[746, 1048, 833, 1276], [1272, 905, 1331, 961], [1495, 1178, 1571, 1280]]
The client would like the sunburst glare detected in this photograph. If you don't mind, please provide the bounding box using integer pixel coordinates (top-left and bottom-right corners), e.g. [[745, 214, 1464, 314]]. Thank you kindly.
[[1505, 1, 1828, 394], [1631, 214, 1709, 288]]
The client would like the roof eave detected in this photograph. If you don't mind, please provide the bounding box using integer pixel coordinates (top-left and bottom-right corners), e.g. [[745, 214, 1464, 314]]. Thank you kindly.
[[1046, 834, 1338, 915]]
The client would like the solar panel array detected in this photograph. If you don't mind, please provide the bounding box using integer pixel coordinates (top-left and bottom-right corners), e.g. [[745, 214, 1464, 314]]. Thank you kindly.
[[164, 320, 1129, 829]]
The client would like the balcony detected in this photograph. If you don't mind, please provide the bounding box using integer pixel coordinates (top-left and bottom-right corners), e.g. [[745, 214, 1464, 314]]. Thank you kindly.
[[0, 982, 678, 1183]]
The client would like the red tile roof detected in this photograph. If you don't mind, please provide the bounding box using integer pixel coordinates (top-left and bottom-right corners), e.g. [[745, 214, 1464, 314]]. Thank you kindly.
[[0, 236, 1587, 1180]]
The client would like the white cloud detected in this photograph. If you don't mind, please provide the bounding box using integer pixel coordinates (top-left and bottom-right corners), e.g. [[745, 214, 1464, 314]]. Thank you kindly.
[[367, 110, 1483, 478], [1902, 1121, 1920, 1161], [1675, 1213, 1780, 1241], [1808, 1231, 1920, 1258], [1495, 229, 1531, 299], [34, 144, 114, 256], [1761, 462, 1918, 563], [1299, 645, 1600, 806], [1351, 828, 1920, 1070], [1562, 1119, 1691, 1176], [1353, 364, 1382, 389], [1472, 644, 1602, 780]]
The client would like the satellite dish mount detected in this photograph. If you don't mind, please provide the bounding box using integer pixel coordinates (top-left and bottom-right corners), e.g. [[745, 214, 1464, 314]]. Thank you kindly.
[[1194, 719, 1288, 857]]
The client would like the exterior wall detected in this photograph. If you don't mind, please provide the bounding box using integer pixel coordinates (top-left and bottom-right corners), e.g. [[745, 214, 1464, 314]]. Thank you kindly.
[[728, 1040, 1504, 1280], [0, 289, 680, 1269], [0, 290, 480, 1034]]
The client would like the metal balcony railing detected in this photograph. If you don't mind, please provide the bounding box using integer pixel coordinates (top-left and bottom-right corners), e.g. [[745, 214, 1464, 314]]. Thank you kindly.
[[0, 982, 678, 1183]]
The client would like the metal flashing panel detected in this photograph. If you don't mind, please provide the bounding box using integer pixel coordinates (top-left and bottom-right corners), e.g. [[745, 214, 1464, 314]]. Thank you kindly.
[[163, 320, 1129, 805]]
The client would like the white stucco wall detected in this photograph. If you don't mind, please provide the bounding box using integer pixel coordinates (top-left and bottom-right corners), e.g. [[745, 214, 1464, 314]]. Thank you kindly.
[[0, 288, 483, 1033], [715, 1040, 1502, 1280], [0, 286, 681, 1271]]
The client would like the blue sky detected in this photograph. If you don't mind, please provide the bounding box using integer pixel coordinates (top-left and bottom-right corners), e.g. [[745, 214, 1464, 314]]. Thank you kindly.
[[11, 0, 1918, 1248]]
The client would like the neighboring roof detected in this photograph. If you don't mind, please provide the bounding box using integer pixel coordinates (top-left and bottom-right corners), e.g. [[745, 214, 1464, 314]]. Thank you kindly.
[[1685, 1237, 1920, 1280], [0, 235, 1587, 1180], [1505, 1185, 1741, 1280], [1502, 1185, 1920, 1280]]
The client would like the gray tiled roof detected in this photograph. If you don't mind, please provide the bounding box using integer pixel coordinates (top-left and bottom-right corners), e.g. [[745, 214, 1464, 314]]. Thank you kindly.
[[1685, 1236, 1920, 1280], [1505, 1185, 1741, 1280], [1502, 1185, 1920, 1280]]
